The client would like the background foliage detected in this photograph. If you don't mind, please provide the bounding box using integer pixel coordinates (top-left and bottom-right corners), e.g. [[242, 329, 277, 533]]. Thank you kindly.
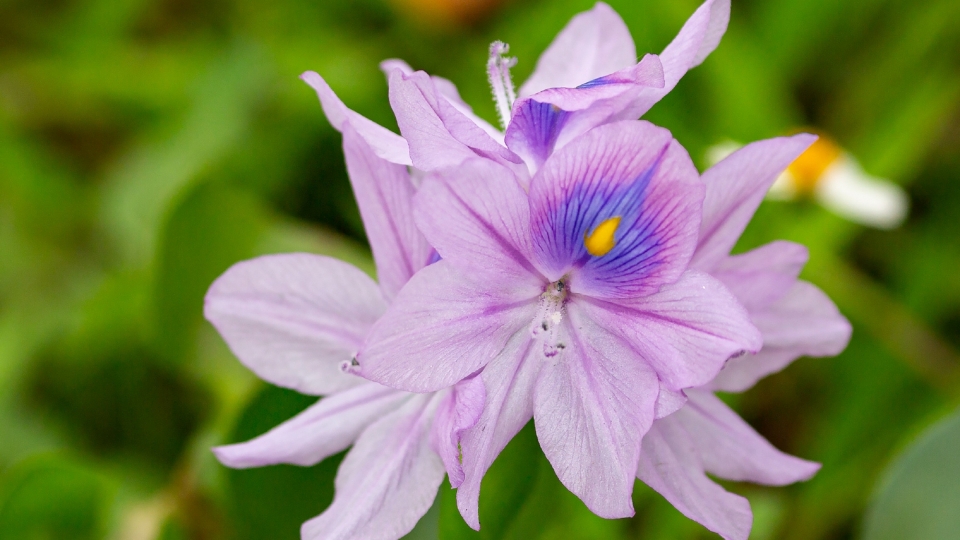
[[1, 0, 959, 538]]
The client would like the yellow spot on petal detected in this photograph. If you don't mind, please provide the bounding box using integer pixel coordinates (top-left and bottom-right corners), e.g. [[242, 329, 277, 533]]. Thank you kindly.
[[787, 134, 842, 193], [584, 216, 621, 257]]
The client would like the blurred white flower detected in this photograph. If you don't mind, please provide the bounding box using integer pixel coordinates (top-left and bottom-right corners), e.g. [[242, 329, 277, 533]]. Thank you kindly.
[[708, 134, 909, 229]]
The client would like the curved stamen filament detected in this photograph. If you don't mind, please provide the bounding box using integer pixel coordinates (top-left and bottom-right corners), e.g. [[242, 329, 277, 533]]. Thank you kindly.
[[487, 40, 517, 130]]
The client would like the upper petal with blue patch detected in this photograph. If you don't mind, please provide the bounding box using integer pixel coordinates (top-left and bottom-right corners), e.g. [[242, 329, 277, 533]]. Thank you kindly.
[[505, 55, 664, 173], [528, 120, 703, 299]]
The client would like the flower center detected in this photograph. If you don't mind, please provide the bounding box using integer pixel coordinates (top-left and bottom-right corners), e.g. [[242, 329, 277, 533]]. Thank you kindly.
[[487, 40, 517, 131], [531, 279, 568, 358]]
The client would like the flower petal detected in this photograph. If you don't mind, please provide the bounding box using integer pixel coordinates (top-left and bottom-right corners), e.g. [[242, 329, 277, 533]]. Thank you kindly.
[[679, 390, 821, 485], [710, 280, 851, 392], [519, 2, 637, 97], [506, 55, 665, 171], [342, 123, 431, 301], [212, 382, 408, 468], [628, 0, 731, 118], [300, 71, 411, 166], [301, 394, 446, 540], [529, 120, 702, 299], [575, 270, 762, 390], [638, 414, 753, 540], [204, 254, 386, 395], [381, 59, 504, 144], [656, 386, 688, 419], [415, 158, 542, 283], [356, 261, 538, 393], [457, 335, 540, 529], [533, 304, 660, 518], [432, 375, 486, 488], [692, 134, 817, 270], [386, 68, 520, 172], [711, 240, 809, 311]]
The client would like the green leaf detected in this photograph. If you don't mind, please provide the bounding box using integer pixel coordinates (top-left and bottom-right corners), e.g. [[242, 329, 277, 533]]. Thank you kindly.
[[100, 45, 268, 266], [862, 407, 960, 540], [153, 181, 267, 365], [0, 454, 114, 540]]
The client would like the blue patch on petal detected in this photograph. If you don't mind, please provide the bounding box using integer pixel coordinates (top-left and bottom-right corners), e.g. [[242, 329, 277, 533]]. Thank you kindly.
[[543, 143, 671, 282], [577, 75, 616, 89], [512, 99, 570, 166], [426, 249, 442, 266]]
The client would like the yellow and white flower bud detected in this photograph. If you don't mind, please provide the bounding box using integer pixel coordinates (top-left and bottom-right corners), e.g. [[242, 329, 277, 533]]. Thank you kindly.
[[708, 135, 909, 229]]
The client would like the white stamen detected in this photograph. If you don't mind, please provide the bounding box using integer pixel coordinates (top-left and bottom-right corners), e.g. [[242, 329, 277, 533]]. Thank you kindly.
[[531, 280, 567, 359], [487, 40, 517, 131]]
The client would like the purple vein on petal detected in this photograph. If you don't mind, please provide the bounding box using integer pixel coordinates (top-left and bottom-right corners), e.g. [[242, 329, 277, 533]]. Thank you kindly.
[[575, 141, 670, 276], [573, 293, 737, 343], [445, 186, 543, 280], [211, 296, 368, 350]]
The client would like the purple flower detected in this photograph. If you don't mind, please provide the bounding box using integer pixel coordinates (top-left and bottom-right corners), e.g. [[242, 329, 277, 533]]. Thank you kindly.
[[204, 78, 483, 540], [383, 0, 730, 177], [354, 119, 763, 523], [635, 138, 852, 540]]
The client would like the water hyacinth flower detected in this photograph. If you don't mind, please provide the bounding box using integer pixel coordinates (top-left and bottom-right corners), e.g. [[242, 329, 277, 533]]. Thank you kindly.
[[355, 118, 764, 523], [205, 85, 483, 540], [204, 0, 853, 537], [707, 135, 909, 229], [636, 137, 852, 540]]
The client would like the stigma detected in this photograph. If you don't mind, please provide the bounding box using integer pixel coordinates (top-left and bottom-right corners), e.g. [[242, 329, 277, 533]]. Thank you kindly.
[[584, 216, 622, 257]]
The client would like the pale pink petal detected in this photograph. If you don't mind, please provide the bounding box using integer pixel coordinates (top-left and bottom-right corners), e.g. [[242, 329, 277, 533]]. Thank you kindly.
[[711, 281, 852, 392], [533, 304, 660, 518], [638, 414, 753, 540], [519, 2, 637, 97], [386, 68, 520, 172], [415, 158, 543, 284], [656, 386, 687, 419], [431, 375, 486, 487], [575, 270, 762, 391], [300, 71, 411, 166], [213, 382, 408, 468], [456, 335, 541, 530], [381, 59, 504, 144], [301, 394, 445, 540], [506, 55, 665, 171], [356, 261, 539, 393], [204, 254, 386, 395], [628, 0, 731, 118], [342, 123, 431, 301], [679, 390, 821, 485], [710, 348, 797, 393], [692, 134, 816, 270], [711, 240, 808, 311]]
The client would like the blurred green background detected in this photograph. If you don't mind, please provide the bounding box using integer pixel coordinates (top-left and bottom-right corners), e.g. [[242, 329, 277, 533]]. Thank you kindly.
[[1, 0, 959, 538]]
